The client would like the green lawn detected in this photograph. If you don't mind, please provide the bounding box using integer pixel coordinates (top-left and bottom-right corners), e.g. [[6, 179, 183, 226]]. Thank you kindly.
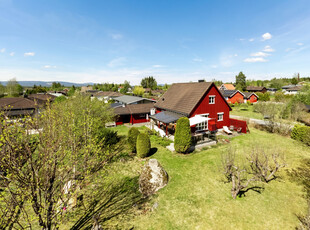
[[109, 125, 309, 229], [230, 105, 264, 120]]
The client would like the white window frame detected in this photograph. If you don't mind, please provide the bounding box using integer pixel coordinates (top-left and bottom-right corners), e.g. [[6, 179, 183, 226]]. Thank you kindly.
[[217, 112, 224, 121], [196, 121, 208, 131], [209, 95, 215, 104]]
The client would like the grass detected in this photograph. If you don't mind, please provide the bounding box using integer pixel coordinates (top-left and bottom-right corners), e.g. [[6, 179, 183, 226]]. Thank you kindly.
[[230, 104, 264, 120], [109, 125, 309, 229]]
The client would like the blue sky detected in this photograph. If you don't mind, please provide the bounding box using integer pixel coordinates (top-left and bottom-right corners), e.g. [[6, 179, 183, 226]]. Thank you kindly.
[[0, 0, 310, 85]]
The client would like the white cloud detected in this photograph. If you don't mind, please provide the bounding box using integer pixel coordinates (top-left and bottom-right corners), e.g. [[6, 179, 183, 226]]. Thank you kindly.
[[211, 65, 218, 68], [9, 52, 15, 56], [234, 54, 238, 57], [239, 38, 245, 41], [244, 57, 267, 63], [249, 38, 254, 42], [43, 65, 56, 69], [0, 48, 5, 53], [152, 65, 163, 68], [193, 58, 203, 62], [297, 42, 304, 46], [285, 48, 292, 52], [24, 52, 35, 57], [107, 57, 126, 67], [250, 51, 270, 57], [262, 32, 272, 41], [263, 45, 275, 52], [109, 33, 123, 40]]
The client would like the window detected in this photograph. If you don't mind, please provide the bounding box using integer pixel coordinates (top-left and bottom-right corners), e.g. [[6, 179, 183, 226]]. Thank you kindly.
[[217, 112, 224, 121], [199, 113, 209, 118], [196, 121, 208, 131], [209, 95, 215, 104]]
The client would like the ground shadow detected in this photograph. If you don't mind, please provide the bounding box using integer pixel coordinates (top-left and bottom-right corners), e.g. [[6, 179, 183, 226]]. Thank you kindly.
[[148, 147, 158, 157], [238, 186, 265, 198], [70, 176, 148, 230]]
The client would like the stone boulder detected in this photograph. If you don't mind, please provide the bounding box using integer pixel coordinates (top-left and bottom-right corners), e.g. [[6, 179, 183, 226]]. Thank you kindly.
[[139, 159, 168, 196]]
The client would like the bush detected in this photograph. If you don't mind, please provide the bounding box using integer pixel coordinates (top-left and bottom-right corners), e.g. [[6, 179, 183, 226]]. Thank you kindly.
[[256, 92, 270, 101], [174, 117, 192, 153], [136, 133, 151, 158], [128, 127, 140, 153], [95, 127, 119, 147], [291, 124, 310, 145]]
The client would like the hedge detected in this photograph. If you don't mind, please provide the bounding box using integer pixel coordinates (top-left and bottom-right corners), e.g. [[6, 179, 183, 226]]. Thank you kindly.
[[291, 124, 310, 146], [128, 127, 140, 153], [136, 133, 151, 158], [174, 117, 192, 153]]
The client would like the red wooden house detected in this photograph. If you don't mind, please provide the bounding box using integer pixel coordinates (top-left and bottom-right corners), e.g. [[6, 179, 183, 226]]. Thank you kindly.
[[151, 82, 235, 135], [243, 92, 258, 103], [220, 90, 245, 104]]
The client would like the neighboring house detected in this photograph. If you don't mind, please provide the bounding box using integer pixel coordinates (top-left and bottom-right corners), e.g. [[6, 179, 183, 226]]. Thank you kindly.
[[0, 97, 37, 118], [267, 88, 278, 93], [28, 93, 57, 107], [114, 95, 155, 105], [220, 90, 245, 104], [243, 92, 258, 103], [151, 82, 234, 135], [282, 85, 302, 95], [81, 86, 93, 93], [93, 91, 123, 102], [114, 103, 155, 125], [218, 83, 235, 91], [246, 86, 267, 93]]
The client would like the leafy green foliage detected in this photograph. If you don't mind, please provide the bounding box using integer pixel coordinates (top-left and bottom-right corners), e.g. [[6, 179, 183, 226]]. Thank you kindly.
[[128, 127, 140, 153], [133, 86, 145, 96], [6, 78, 23, 97], [235, 72, 247, 91], [94, 126, 120, 147], [291, 124, 310, 146], [174, 117, 192, 153], [54, 95, 67, 103], [256, 92, 270, 101], [136, 133, 151, 158], [140, 76, 157, 90]]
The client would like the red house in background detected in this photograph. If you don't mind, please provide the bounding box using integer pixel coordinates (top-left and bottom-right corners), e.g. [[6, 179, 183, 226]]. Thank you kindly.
[[219, 90, 245, 104], [243, 92, 258, 103], [151, 82, 234, 134]]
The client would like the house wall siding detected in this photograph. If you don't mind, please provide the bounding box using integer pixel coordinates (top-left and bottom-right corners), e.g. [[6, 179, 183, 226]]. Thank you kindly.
[[190, 85, 231, 129], [248, 94, 258, 103], [227, 92, 244, 104]]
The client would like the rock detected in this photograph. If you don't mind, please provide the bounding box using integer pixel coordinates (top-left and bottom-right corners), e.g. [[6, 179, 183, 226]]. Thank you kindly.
[[139, 159, 168, 196]]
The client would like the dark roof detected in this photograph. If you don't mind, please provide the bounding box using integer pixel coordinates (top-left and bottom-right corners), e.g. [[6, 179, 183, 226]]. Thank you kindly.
[[150, 110, 184, 123], [110, 102, 123, 108], [0, 97, 37, 110], [246, 86, 266, 91], [287, 86, 302, 91], [94, 91, 123, 97], [243, 92, 258, 99], [28, 93, 56, 101], [114, 103, 155, 115], [282, 85, 299, 89], [154, 82, 215, 116], [220, 90, 244, 98], [114, 95, 155, 104]]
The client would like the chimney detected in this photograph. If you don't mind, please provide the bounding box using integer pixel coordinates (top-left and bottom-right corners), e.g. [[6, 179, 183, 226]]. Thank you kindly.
[[198, 79, 205, 83]]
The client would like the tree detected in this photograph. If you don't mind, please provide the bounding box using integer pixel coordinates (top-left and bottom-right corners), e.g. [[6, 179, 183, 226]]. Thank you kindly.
[[0, 94, 117, 229], [120, 80, 131, 94], [235, 72, 247, 91], [51, 82, 62, 89], [136, 133, 151, 158], [140, 76, 157, 90], [133, 86, 145, 96], [174, 117, 192, 153], [0, 83, 5, 97], [6, 78, 23, 97], [128, 127, 140, 153]]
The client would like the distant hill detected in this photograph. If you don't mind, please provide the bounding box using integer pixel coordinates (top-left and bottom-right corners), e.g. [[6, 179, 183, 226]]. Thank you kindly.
[[0, 81, 95, 87]]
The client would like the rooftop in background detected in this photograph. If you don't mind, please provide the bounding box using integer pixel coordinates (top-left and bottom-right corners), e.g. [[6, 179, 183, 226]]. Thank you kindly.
[[94, 91, 123, 97], [114, 95, 155, 105], [114, 103, 155, 115], [219, 90, 244, 98], [0, 97, 37, 110], [219, 84, 235, 91]]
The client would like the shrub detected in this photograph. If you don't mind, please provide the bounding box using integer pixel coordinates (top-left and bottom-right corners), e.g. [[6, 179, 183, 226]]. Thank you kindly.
[[95, 127, 119, 147], [256, 92, 270, 101], [174, 117, 192, 153], [136, 133, 151, 158], [291, 124, 310, 145], [128, 127, 140, 153]]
